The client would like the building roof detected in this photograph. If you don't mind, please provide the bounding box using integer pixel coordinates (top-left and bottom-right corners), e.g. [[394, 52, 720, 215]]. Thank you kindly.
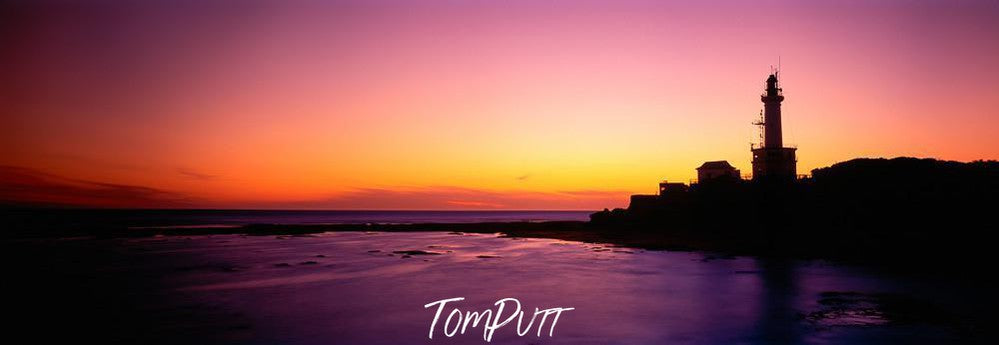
[[697, 160, 735, 170]]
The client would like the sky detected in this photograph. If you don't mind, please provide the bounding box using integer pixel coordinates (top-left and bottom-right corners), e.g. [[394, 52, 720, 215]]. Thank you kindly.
[[2, 0, 998, 210]]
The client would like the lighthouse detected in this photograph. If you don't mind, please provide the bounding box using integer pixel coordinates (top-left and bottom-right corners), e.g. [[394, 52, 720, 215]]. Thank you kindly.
[[751, 73, 797, 180]]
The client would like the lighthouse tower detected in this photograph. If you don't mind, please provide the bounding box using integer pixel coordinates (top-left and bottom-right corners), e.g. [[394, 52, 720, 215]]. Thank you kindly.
[[751, 73, 797, 181]]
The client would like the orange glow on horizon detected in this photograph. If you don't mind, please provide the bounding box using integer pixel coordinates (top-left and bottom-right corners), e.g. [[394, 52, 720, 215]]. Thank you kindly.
[[2, 1, 998, 209]]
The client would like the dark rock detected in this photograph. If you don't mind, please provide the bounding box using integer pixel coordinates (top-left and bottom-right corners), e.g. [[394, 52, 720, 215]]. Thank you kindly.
[[392, 250, 443, 256]]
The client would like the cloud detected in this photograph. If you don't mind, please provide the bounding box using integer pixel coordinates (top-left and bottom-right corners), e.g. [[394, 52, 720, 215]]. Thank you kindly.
[[0, 165, 193, 208], [445, 200, 507, 208], [257, 186, 631, 210], [554, 189, 628, 197], [0, 166, 632, 210], [177, 168, 218, 181]]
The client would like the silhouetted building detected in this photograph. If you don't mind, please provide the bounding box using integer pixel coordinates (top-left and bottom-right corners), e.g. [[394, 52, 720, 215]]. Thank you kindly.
[[751, 73, 797, 181], [627, 70, 800, 214], [659, 181, 688, 195], [696, 161, 740, 182]]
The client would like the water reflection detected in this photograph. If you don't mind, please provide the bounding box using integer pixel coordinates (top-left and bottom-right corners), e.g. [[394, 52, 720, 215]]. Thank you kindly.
[[25, 232, 969, 344], [753, 259, 802, 344]]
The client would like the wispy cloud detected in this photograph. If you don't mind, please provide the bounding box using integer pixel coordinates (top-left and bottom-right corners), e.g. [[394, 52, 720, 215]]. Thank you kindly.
[[445, 200, 507, 208], [177, 168, 218, 181], [554, 189, 627, 197], [254, 186, 631, 210], [0, 165, 193, 208], [0, 166, 631, 210]]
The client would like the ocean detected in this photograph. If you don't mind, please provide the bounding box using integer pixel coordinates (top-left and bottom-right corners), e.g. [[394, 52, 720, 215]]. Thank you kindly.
[[4, 209, 593, 235], [9, 231, 978, 344], [4, 208, 987, 344]]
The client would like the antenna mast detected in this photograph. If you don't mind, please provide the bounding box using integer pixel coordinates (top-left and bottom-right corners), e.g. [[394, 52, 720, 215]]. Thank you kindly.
[[752, 110, 765, 148]]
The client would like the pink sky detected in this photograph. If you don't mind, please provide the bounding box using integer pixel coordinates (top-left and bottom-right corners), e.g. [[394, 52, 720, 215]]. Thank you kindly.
[[2, 0, 998, 209]]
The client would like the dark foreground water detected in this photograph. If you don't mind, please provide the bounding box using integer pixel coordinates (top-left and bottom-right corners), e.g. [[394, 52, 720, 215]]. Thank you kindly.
[[8, 231, 987, 344]]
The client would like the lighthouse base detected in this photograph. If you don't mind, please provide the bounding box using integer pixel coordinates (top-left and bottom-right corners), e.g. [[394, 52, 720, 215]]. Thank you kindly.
[[751, 147, 797, 181]]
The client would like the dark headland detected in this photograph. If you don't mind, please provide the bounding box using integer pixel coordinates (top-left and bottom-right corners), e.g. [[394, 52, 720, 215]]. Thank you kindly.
[[589, 157, 999, 265]]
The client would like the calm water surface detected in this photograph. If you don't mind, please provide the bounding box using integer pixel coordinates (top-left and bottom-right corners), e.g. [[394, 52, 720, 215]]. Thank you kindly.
[[9, 209, 592, 228], [73, 231, 973, 344]]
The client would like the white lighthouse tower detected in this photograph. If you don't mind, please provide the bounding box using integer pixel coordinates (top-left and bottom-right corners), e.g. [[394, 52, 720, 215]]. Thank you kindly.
[[751, 72, 797, 181]]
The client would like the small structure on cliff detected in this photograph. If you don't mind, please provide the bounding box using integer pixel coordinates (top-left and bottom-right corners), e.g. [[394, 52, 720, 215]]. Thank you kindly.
[[658, 181, 688, 196], [696, 161, 740, 182]]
